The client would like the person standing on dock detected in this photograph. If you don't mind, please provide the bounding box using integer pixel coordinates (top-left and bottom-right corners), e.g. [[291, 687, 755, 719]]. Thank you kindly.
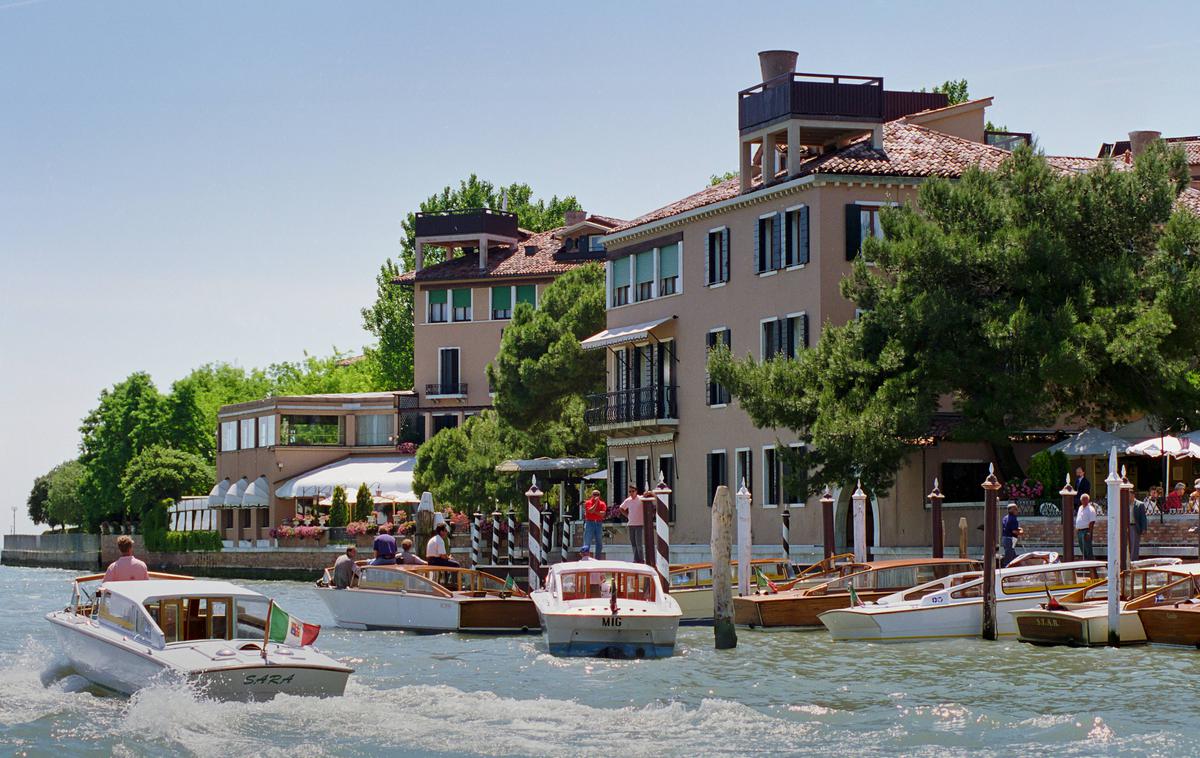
[[426, 523, 460, 567], [619, 484, 645, 563], [1131, 494, 1148, 561], [1074, 466, 1091, 510], [371, 524, 397, 565], [103, 535, 148, 582], [1001, 503, 1023, 567], [582, 489, 607, 558], [1075, 494, 1097, 560]]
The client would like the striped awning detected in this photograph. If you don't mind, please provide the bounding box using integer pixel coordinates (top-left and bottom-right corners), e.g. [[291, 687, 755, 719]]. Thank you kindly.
[[222, 477, 249, 507], [241, 476, 271, 507], [580, 316, 673, 350]]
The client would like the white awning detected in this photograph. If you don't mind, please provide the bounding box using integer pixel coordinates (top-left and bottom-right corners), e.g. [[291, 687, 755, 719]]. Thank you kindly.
[[241, 475, 271, 507], [580, 316, 673, 350], [223, 477, 249, 507], [207, 477, 231, 506], [275, 455, 417, 502]]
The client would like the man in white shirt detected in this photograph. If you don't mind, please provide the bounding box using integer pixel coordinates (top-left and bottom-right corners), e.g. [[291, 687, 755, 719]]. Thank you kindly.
[[425, 523, 460, 567], [618, 485, 645, 563], [1074, 493, 1097, 560]]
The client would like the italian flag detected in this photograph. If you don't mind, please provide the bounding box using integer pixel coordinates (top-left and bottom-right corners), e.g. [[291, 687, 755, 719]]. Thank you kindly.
[[267, 602, 320, 647]]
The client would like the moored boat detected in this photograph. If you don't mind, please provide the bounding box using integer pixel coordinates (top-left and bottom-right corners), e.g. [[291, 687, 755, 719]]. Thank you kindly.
[[733, 558, 980, 628], [532, 560, 681, 658], [670, 555, 855, 624], [46, 573, 351, 700], [315, 564, 539, 633], [1134, 571, 1200, 647], [819, 560, 1105, 642]]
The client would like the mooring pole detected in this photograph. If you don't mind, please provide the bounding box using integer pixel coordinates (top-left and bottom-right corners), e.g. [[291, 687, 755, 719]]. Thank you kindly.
[[541, 507, 553, 566], [471, 512, 483, 568], [1106, 447, 1122, 646], [981, 464, 1001, 641], [781, 507, 791, 564], [852, 481, 868, 563], [640, 491, 657, 569], [507, 512, 517, 565], [929, 478, 945, 559], [416, 491, 435, 559], [653, 472, 672, 593], [1119, 467, 1132, 573], [711, 484, 736, 649], [736, 480, 752, 596], [491, 511, 501, 566], [561, 514, 573, 561], [958, 517, 969, 559], [820, 485, 835, 560], [1059, 473, 1076, 563], [526, 477, 544, 590]]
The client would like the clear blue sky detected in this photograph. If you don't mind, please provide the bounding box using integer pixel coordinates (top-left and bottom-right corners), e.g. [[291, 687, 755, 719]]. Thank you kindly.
[[2, 0, 1197, 533]]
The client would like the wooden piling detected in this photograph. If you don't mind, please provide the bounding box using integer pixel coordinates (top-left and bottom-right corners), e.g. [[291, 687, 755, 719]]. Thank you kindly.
[[820, 485, 835, 560], [981, 465, 1001, 641], [1059, 474, 1076, 563], [471, 512, 483, 567], [958, 517, 968, 559], [928, 479, 944, 559], [415, 491, 435, 559], [491, 511, 502, 566], [711, 485, 737, 649]]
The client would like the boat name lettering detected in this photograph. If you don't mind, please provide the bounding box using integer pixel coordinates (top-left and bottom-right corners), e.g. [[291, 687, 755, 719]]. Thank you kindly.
[[242, 673, 296, 686], [1032, 618, 1060, 627], [602, 616, 623, 627]]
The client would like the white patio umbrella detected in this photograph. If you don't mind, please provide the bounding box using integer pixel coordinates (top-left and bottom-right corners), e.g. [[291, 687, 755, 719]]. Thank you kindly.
[[1126, 435, 1200, 459]]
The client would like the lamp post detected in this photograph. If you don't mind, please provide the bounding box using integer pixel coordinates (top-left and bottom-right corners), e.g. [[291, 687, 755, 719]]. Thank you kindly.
[[1059, 474, 1076, 563]]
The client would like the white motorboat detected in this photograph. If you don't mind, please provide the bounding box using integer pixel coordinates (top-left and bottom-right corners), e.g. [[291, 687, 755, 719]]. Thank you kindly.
[[819, 560, 1106, 642], [46, 573, 351, 700], [315, 564, 540, 633], [532, 560, 682, 658]]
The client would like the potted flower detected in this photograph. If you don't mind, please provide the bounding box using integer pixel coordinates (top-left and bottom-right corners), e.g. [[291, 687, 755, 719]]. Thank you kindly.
[[347, 520, 378, 548]]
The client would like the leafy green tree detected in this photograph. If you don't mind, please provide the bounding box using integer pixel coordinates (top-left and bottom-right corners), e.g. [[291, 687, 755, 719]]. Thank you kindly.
[[488, 263, 606, 457], [46, 460, 86, 528], [267, 350, 383, 396], [414, 411, 525, 511], [710, 171, 737, 186], [362, 175, 581, 393], [709, 143, 1200, 496], [27, 473, 51, 529], [160, 380, 210, 456], [329, 486, 349, 528], [120, 445, 215, 522], [354, 482, 373, 522]]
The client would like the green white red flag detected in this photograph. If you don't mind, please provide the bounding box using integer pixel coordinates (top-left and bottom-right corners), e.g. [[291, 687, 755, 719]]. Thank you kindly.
[[267, 602, 320, 647]]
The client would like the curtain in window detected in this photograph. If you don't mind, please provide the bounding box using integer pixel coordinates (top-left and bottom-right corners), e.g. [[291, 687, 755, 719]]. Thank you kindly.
[[428, 289, 448, 305]]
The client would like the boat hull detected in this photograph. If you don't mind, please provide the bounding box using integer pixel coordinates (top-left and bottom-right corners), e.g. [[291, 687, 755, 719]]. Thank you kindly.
[[538, 611, 679, 658], [1014, 606, 1146, 647], [1138, 604, 1200, 647], [315, 587, 538, 633], [734, 590, 889, 628], [673, 587, 714, 624], [49, 613, 166, 695]]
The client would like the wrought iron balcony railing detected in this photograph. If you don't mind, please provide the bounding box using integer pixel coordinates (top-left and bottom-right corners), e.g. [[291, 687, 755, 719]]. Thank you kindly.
[[425, 383, 468, 397], [584, 385, 677, 427]]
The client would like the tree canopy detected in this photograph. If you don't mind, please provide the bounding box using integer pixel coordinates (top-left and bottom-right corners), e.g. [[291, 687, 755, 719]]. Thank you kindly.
[[414, 411, 526, 511], [45, 460, 86, 528], [928, 78, 1006, 133], [26, 473, 51, 530], [709, 143, 1200, 495], [120, 445, 215, 521]]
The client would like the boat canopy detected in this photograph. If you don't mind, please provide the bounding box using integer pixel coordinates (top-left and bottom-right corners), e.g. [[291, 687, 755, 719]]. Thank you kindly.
[[274, 454, 417, 501], [548, 560, 658, 576], [101, 579, 265, 605]]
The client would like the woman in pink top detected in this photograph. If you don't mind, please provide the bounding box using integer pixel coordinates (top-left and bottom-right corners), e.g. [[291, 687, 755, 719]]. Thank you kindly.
[[103, 535, 149, 581], [618, 485, 645, 563]]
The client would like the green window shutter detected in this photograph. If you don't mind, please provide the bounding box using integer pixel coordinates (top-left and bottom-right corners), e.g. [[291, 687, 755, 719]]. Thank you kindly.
[[635, 250, 654, 284], [612, 256, 630, 294], [754, 219, 762, 272], [491, 286, 511, 311], [799, 206, 810, 265], [771, 212, 783, 269], [721, 228, 730, 282], [515, 284, 536, 307], [845, 204, 862, 260], [429, 289, 447, 305], [659, 243, 679, 279], [452, 288, 472, 308]]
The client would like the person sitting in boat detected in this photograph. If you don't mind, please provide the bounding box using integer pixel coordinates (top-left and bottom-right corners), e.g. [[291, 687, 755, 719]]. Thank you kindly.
[[103, 535, 149, 582], [371, 524, 398, 565], [426, 524, 460, 567], [333, 545, 361, 589], [398, 538, 426, 565]]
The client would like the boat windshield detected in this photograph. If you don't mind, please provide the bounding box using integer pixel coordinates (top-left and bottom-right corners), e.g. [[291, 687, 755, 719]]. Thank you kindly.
[[234, 597, 272, 640], [142, 597, 233, 643], [558, 571, 656, 602], [815, 563, 974, 594], [359, 567, 449, 596], [1001, 568, 1098, 595]]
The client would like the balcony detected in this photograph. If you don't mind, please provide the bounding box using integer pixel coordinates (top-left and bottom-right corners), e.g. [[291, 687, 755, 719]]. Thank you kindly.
[[413, 208, 519, 240], [425, 383, 468, 399], [585, 386, 678, 434], [738, 73, 948, 133]]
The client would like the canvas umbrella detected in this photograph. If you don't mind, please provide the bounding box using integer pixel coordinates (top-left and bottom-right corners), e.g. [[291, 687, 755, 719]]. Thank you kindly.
[[1045, 428, 1131, 458]]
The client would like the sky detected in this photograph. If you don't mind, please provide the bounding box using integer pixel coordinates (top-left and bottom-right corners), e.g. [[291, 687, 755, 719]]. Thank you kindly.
[[2, 0, 1197, 535]]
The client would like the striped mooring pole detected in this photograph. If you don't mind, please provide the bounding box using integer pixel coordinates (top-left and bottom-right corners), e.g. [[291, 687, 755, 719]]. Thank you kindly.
[[471, 512, 483, 567], [781, 508, 791, 563], [561, 515, 573, 560], [527, 477, 544, 589], [507, 512, 517, 565], [491, 511, 502, 566], [653, 472, 672, 593], [541, 506, 553, 567]]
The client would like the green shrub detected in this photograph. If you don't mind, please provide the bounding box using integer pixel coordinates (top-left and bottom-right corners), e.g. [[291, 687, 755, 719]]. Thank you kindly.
[[330, 486, 349, 527], [354, 482, 373, 522], [145, 529, 223, 553], [1027, 450, 1069, 495]]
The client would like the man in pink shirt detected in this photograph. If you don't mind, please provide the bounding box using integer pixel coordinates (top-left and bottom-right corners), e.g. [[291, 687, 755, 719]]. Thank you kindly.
[[618, 484, 645, 563], [104, 535, 149, 581]]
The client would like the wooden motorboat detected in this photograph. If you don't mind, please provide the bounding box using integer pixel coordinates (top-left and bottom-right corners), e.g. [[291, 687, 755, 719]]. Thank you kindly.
[[532, 560, 682, 658], [1014, 559, 1195, 647], [819, 560, 1105, 642], [315, 564, 540, 633], [1134, 571, 1200, 647], [46, 573, 350, 700], [669, 555, 855, 624], [733, 558, 980, 628]]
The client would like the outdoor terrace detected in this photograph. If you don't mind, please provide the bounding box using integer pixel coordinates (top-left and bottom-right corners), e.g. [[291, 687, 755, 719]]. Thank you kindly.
[[413, 208, 519, 241], [584, 386, 678, 433], [737, 72, 948, 133]]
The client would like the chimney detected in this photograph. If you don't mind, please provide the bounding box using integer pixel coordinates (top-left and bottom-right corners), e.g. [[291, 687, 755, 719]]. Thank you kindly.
[[564, 210, 587, 227], [1128, 130, 1162, 158], [758, 50, 798, 82]]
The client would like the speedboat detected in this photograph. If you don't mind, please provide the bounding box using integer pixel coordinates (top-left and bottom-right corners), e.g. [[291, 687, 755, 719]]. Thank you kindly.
[[532, 559, 681, 658], [315, 564, 539, 633], [733, 558, 980, 628], [46, 573, 351, 700], [819, 560, 1105, 642], [1133, 570, 1200, 647], [1014, 558, 1194, 646], [669, 556, 829, 624]]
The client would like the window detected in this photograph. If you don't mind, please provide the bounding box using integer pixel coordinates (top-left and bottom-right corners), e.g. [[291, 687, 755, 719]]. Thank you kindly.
[[941, 461, 990, 503], [780, 444, 806, 506], [784, 206, 810, 267], [735, 448, 753, 496], [611, 256, 631, 306], [431, 414, 459, 435], [223, 509, 233, 529], [515, 284, 536, 309], [756, 212, 782, 272], [355, 414, 394, 446], [240, 508, 251, 529], [589, 235, 605, 253], [490, 286, 512, 320], [437, 348, 460, 394], [706, 228, 729, 285], [611, 459, 627, 506], [706, 328, 731, 405], [220, 421, 237, 452], [763, 446, 780, 507], [706, 451, 727, 507], [846, 204, 885, 260], [234, 597, 271, 640], [428, 289, 448, 323], [761, 318, 781, 359], [658, 243, 679, 296], [257, 416, 275, 448], [280, 415, 343, 446], [239, 418, 255, 449], [451, 288, 472, 322], [658, 455, 675, 522], [634, 457, 649, 493], [784, 313, 808, 358], [635, 250, 655, 301]]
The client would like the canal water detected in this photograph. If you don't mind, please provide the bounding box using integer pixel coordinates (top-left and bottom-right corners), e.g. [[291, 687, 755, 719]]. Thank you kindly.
[[1, 564, 1196, 757]]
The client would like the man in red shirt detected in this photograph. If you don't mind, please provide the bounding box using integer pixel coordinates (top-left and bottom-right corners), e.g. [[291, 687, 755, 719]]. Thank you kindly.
[[583, 489, 607, 558]]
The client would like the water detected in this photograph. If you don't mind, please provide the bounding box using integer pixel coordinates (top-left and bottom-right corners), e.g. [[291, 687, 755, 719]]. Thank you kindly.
[[1, 564, 1197, 757]]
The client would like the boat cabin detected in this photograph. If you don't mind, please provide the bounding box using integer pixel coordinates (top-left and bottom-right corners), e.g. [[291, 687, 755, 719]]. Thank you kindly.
[[547, 561, 663, 603], [325, 564, 522, 597], [669, 558, 797, 591], [1069, 564, 1200, 604], [881, 562, 1106, 605], [805, 560, 979, 596]]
